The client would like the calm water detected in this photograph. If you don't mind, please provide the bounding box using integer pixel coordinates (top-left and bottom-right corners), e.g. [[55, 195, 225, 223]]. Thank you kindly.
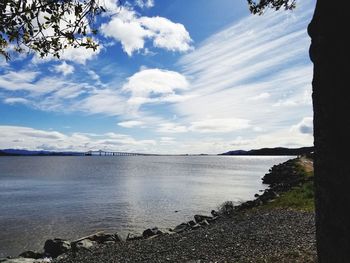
[[0, 155, 292, 257]]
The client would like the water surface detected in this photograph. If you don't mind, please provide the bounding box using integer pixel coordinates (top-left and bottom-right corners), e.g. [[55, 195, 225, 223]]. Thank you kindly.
[[0, 155, 292, 257]]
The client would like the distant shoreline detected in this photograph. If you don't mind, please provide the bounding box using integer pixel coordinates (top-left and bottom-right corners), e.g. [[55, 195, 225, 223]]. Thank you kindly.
[[0, 146, 313, 157]]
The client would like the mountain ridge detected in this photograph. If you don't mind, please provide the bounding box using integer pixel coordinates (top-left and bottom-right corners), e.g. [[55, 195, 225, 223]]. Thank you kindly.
[[220, 146, 314, 156], [0, 149, 84, 156]]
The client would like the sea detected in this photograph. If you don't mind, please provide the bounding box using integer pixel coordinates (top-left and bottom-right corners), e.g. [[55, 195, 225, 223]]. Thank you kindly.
[[0, 155, 292, 257]]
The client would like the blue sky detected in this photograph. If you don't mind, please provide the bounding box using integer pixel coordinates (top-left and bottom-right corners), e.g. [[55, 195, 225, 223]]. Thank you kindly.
[[0, 0, 315, 154]]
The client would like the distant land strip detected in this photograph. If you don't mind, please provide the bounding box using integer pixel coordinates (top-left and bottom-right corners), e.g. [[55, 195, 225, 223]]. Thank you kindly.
[[0, 146, 314, 156], [219, 146, 314, 156]]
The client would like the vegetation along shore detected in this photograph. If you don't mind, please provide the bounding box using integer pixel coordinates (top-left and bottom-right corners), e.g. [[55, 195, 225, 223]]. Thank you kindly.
[[1, 156, 316, 263]]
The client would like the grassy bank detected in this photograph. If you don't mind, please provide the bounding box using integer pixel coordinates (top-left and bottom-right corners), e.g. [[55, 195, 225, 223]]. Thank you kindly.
[[262, 157, 315, 212]]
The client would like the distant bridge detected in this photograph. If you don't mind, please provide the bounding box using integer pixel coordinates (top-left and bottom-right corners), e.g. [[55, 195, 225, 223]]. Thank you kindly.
[[85, 150, 141, 156]]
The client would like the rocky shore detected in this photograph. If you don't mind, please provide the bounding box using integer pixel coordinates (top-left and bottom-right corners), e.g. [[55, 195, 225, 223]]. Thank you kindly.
[[1, 157, 316, 263]]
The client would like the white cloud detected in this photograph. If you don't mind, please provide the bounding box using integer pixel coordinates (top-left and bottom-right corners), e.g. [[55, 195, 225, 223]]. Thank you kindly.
[[1, 67, 189, 118], [87, 70, 100, 81], [122, 68, 189, 108], [138, 16, 192, 52], [248, 92, 270, 101], [0, 70, 38, 91], [0, 126, 65, 149], [273, 88, 312, 107], [101, 0, 122, 14], [173, 65, 313, 131], [101, 8, 151, 56], [0, 68, 97, 112], [0, 58, 8, 68], [252, 127, 314, 149], [160, 137, 176, 145], [0, 125, 156, 152], [123, 68, 188, 96], [167, 126, 313, 154], [53, 62, 75, 76], [229, 136, 252, 147], [0, 1, 316, 155], [3, 97, 30, 105], [0, 69, 93, 99], [173, 0, 314, 143], [135, 0, 154, 8], [53, 42, 102, 64], [118, 120, 145, 128], [99, 132, 156, 147], [291, 117, 313, 135], [32, 38, 102, 64], [27, 5, 101, 64], [100, 7, 192, 56], [189, 118, 250, 133], [76, 89, 126, 116], [157, 122, 188, 133]]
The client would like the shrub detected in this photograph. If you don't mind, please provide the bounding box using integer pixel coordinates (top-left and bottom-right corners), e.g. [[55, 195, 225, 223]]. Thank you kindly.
[[218, 201, 235, 215]]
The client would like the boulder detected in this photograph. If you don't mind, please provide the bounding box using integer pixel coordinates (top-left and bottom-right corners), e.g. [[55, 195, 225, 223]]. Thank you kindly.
[[220, 202, 234, 215], [236, 200, 257, 210], [211, 210, 219, 217], [187, 220, 196, 227], [191, 224, 201, 230], [43, 238, 71, 258], [194, 215, 212, 223], [18, 251, 42, 259], [207, 216, 219, 223], [88, 233, 121, 243], [172, 223, 189, 233], [126, 233, 143, 241], [72, 239, 95, 250], [0, 258, 50, 263], [199, 220, 209, 226], [142, 227, 162, 238]]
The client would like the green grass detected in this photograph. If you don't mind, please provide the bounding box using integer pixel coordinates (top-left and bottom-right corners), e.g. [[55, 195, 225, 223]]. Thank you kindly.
[[295, 163, 314, 179], [264, 180, 315, 211], [263, 158, 315, 212]]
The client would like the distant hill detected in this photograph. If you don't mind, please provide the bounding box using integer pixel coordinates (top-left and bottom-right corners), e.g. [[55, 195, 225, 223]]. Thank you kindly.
[[220, 146, 314, 156], [0, 149, 84, 156], [0, 150, 20, 156], [1, 147, 314, 157]]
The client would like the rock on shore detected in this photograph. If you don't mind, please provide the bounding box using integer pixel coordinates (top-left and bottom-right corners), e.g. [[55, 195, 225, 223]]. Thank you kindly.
[[0, 233, 122, 263]]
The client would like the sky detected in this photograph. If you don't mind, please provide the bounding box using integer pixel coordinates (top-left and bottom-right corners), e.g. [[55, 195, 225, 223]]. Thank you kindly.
[[0, 0, 316, 154]]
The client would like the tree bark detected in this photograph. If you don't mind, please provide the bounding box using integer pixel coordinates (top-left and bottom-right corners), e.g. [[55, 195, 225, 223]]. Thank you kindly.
[[308, 0, 350, 262]]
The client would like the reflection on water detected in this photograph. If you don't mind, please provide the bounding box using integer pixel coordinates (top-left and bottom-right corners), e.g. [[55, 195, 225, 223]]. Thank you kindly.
[[0, 155, 292, 257]]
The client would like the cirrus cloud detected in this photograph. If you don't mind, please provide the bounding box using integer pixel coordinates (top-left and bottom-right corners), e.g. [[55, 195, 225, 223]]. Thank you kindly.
[[135, 0, 154, 9], [118, 120, 145, 128], [189, 118, 250, 133], [3, 97, 30, 105], [53, 62, 75, 76]]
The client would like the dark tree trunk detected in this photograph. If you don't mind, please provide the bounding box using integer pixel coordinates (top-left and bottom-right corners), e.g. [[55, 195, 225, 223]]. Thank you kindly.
[[308, 0, 350, 262]]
